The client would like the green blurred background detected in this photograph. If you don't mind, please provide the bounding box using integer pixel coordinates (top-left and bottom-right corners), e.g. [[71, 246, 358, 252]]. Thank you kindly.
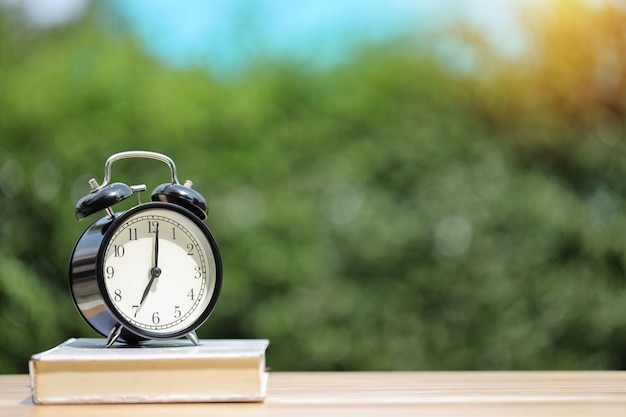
[[2, 0, 626, 373]]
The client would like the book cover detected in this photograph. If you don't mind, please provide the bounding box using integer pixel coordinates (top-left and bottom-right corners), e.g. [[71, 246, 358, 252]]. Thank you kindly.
[[29, 338, 269, 404]]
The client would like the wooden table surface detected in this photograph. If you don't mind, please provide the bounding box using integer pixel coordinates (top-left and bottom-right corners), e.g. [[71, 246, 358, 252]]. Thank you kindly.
[[3, 371, 626, 416]]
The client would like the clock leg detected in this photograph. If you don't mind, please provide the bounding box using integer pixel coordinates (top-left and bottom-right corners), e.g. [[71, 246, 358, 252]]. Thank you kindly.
[[186, 331, 200, 346], [106, 323, 124, 348]]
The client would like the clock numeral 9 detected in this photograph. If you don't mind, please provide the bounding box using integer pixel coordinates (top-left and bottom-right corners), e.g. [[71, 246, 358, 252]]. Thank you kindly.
[[105, 266, 114, 279]]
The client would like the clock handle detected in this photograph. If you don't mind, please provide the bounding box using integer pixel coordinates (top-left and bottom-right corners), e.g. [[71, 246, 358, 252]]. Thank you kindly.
[[96, 151, 181, 192], [75, 151, 208, 220]]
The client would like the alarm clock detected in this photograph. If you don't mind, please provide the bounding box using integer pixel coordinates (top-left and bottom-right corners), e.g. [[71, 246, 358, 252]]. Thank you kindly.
[[69, 151, 222, 347]]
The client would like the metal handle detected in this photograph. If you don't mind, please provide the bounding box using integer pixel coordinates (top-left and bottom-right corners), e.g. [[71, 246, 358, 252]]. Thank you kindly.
[[89, 151, 180, 192]]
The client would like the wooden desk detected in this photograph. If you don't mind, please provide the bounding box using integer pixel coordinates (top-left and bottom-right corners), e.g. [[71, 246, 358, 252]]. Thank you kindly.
[[2, 371, 626, 416]]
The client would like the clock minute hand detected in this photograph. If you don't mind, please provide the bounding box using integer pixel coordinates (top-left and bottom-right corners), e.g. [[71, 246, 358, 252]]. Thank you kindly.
[[154, 225, 159, 269], [139, 227, 161, 307]]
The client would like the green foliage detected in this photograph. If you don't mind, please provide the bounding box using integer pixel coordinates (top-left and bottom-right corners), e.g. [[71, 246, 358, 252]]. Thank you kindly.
[[2, 1, 626, 373]]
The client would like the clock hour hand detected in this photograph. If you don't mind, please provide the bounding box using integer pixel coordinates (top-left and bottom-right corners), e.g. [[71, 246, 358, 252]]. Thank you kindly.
[[139, 271, 157, 307]]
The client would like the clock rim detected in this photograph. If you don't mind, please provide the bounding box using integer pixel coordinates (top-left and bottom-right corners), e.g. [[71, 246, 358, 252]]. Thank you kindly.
[[95, 201, 223, 341]]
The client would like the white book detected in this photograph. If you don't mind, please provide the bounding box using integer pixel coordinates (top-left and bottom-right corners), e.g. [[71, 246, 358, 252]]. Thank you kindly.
[[29, 338, 269, 404]]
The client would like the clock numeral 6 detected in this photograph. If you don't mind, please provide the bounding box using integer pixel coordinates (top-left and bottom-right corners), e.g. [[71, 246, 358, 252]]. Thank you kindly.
[[152, 311, 160, 325]]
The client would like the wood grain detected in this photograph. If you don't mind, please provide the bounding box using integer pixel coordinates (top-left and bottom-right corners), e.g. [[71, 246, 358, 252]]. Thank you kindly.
[[3, 371, 626, 416]]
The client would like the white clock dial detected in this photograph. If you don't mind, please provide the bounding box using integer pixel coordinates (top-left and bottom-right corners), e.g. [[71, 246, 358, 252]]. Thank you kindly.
[[102, 207, 218, 336]]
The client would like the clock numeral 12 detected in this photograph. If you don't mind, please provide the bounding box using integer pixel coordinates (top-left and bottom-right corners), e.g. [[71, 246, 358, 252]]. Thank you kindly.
[[148, 221, 159, 233]]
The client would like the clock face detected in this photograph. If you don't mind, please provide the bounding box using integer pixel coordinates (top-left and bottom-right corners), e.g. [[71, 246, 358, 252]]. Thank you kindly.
[[100, 205, 220, 338]]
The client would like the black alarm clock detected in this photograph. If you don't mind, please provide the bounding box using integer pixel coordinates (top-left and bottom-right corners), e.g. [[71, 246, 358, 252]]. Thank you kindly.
[[69, 151, 222, 347]]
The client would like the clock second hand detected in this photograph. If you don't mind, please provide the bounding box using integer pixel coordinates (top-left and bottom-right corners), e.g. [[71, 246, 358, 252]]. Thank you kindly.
[[139, 226, 161, 307]]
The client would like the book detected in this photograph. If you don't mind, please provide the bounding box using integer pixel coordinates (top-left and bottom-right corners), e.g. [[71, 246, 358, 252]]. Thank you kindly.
[[29, 338, 269, 404]]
